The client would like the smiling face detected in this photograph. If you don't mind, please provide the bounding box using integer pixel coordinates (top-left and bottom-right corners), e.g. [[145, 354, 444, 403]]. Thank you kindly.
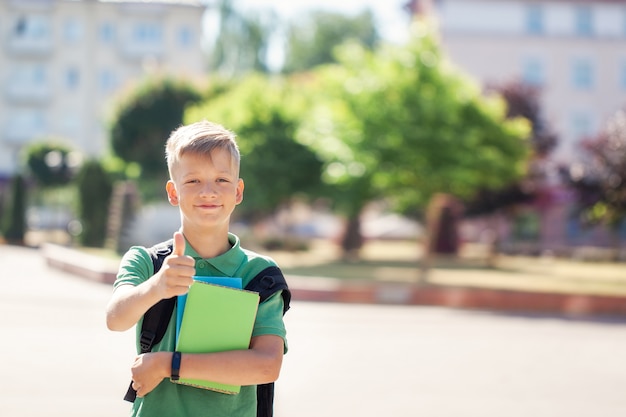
[[166, 149, 244, 234]]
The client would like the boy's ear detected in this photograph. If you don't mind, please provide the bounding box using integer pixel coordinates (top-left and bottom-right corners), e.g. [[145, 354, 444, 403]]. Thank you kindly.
[[166, 180, 179, 206], [235, 178, 244, 205]]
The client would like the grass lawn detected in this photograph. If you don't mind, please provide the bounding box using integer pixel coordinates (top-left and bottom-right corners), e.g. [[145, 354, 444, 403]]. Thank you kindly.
[[271, 239, 626, 297], [29, 229, 626, 298]]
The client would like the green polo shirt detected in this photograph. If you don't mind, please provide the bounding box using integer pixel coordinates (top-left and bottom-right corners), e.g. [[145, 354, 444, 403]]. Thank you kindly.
[[114, 233, 287, 417]]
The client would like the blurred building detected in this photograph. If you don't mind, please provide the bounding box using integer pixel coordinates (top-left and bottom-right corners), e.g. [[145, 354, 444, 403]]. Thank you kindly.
[[0, 0, 206, 179], [413, 0, 626, 165]]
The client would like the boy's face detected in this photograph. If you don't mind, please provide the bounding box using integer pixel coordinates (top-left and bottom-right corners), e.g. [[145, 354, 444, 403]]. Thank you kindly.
[[166, 149, 244, 231]]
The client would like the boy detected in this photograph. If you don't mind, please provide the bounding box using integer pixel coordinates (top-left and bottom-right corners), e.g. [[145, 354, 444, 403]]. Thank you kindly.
[[106, 120, 288, 417]]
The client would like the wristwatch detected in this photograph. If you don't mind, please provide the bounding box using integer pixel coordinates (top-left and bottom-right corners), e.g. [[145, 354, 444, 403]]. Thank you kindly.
[[171, 351, 181, 381]]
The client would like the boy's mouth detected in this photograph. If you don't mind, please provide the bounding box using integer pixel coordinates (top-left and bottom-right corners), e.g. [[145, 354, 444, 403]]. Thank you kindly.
[[198, 203, 221, 209]]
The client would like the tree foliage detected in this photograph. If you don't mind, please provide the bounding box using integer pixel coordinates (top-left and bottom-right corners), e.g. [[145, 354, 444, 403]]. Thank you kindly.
[[109, 77, 202, 179], [283, 9, 379, 74], [24, 142, 77, 188], [564, 107, 626, 230], [2, 173, 27, 244], [75, 159, 113, 247], [298, 21, 530, 220], [208, 0, 278, 76], [492, 81, 557, 157], [464, 81, 558, 217]]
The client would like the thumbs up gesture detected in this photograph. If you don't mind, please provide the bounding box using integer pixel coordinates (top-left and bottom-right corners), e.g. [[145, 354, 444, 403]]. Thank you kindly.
[[154, 231, 195, 299], [172, 230, 187, 257]]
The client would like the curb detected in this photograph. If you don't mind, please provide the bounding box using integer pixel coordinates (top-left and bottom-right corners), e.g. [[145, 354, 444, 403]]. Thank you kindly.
[[41, 243, 626, 318], [42, 243, 118, 285], [288, 278, 626, 317]]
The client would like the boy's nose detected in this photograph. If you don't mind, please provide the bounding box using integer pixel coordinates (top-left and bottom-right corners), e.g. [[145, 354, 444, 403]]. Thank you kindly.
[[200, 183, 217, 196]]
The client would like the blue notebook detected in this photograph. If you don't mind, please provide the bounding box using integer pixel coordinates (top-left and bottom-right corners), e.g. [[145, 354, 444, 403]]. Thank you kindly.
[[176, 276, 242, 343]]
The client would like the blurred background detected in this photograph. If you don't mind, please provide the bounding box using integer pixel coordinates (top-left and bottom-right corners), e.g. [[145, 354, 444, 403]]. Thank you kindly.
[[1, 0, 626, 270], [2, 2, 626, 416]]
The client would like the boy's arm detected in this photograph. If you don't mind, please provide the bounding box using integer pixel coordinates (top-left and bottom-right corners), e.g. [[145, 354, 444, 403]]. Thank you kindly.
[[130, 334, 284, 398], [106, 232, 195, 332]]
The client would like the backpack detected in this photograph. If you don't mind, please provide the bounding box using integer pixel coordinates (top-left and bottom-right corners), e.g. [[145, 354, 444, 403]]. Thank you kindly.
[[123, 239, 291, 417]]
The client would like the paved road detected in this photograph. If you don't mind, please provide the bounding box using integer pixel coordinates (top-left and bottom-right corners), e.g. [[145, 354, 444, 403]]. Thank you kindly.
[[2, 245, 626, 417]]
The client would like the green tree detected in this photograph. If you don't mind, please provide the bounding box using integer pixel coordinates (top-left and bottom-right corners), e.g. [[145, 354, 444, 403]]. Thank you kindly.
[[75, 159, 113, 247], [283, 9, 379, 74], [2, 174, 27, 245], [186, 75, 324, 222], [297, 20, 530, 256], [24, 142, 77, 188], [208, 0, 278, 76], [109, 77, 202, 195]]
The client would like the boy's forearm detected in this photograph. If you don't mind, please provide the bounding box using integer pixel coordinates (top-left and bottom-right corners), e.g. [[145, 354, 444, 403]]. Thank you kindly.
[[105, 282, 161, 331], [182, 338, 283, 385], [142, 335, 284, 386]]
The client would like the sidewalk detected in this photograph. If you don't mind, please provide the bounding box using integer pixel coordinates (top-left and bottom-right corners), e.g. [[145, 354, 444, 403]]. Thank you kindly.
[[41, 242, 626, 318]]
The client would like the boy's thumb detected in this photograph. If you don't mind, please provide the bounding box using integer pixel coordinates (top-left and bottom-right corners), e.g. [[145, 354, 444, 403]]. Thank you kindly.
[[172, 231, 185, 256]]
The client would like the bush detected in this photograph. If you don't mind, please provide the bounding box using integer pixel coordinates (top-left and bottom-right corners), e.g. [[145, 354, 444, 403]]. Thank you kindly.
[[2, 174, 27, 244], [75, 160, 113, 247], [24, 142, 76, 187]]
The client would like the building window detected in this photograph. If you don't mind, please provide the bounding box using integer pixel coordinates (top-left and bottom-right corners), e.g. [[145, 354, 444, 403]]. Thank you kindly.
[[133, 22, 163, 45], [571, 59, 593, 90], [66, 67, 80, 89], [64, 18, 82, 43], [525, 5, 544, 35], [13, 64, 47, 88], [99, 22, 115, 43], [522, 58, 544, 86], [99, 69, 117, 92], [178, 26, 193, 47], [13, 15, 50, 39], [574, 5, 593, 36]]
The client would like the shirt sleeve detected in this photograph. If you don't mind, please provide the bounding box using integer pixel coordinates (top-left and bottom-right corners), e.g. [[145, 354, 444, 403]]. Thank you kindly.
[[114, 246, 153, 289], [252, 291, 288, 353]]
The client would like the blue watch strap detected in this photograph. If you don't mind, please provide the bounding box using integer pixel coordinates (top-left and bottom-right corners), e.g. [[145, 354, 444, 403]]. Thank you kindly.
[[171, 351, 181, 381]]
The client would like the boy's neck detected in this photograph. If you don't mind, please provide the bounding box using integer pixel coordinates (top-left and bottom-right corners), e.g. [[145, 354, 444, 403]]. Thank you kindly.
[[182, 227, 232, 259]]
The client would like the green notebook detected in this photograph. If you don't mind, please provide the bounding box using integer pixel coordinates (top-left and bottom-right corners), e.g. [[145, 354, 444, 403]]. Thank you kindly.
[[173, 281, 260, 394]]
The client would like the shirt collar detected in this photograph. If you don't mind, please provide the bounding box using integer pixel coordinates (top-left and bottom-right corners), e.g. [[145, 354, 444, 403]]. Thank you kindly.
[[185, 233, 244, 276]]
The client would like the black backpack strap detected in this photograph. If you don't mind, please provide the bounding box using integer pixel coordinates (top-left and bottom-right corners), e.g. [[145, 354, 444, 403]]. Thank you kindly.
[[124, 240, 175, 402], [137, 239, 176, 353], [245, 266, 290, 417], [244, 265, 291, 314]]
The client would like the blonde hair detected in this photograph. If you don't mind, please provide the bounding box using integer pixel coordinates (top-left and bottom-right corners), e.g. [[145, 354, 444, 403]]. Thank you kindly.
[[165, 120, 240, 178]]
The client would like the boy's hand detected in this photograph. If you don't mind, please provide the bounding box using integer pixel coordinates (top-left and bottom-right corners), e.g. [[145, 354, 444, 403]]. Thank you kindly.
[[131, 352, 170, 398], [153, 231, 195, 299]]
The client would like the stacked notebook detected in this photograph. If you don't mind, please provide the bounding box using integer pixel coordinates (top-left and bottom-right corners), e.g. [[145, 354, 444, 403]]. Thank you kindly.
[[172, 277, 259, 394]]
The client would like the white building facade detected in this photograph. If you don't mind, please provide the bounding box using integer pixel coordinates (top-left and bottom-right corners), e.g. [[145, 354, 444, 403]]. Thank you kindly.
[[430, 0, 626, 165], [0, 0, 206, 179]]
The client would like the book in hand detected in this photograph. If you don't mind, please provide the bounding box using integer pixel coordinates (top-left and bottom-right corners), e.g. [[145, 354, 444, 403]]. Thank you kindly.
[[175, 277, 243, 344], [173, 281, 259, 394]]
